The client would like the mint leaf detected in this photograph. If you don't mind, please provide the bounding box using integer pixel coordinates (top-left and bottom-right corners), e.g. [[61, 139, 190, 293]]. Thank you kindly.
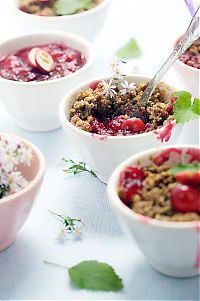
[[55, 0, 92, 15], [68, 260, 123, 291], [191, 98, 200, 115], [170, 163, 200, 175], [116, 38, 142, 59], [173, 91, 200, 124]]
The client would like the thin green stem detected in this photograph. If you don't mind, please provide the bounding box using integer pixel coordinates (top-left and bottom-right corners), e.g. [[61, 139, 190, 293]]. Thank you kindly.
[[44, 260, 68, 270]]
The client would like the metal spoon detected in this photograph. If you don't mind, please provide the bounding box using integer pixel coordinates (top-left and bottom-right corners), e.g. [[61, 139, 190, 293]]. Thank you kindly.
[[138, 5, 200, 107]]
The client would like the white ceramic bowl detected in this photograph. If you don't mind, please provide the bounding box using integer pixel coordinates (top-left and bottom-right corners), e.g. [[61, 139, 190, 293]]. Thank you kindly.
[[59, 75, 183, 183], [0, 31, 95, 132], [173, 36, 200, 98], [107, 145, 200, 278], [10, 0, 110, 40]]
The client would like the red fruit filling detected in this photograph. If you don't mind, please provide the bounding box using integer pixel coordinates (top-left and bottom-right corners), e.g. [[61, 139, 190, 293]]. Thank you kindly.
[[0, 43, 86, 82], [119, 166, 145, 204], [118, 147, 200, 220], [186, 148, 200, 163], [171, 185, 200, 213], [176, 171, 200, 187], [89, 80, 100, 91], [90, 116, 146, 136], [152, 148, 182, 166], [167, 97, 177, 114]]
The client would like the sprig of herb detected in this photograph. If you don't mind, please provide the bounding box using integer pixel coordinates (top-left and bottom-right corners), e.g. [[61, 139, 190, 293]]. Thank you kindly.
[[116, 38, 142, 60], [170, 163, 200, 175], [62, 158, 97, 177], [44, 260, 123, 292], [0, 184, 10, 199], [173, 91, 200, 124], [49, 210, 84, 235]]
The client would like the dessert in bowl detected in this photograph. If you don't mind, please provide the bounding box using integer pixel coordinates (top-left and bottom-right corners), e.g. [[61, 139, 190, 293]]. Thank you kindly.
[[59, 74, 183, 183], [107, 145, 200, 277], [10, 0, 110, 40], [173, 37, 200, 98], [0, 134, 45, 251], [0, 31, 94, 132]]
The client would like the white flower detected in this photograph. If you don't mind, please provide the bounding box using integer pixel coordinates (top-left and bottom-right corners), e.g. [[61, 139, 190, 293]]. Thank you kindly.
[[0, 134, 32, 199], [102, 79, 117, 98], [7, 171, 29, 193], [110, 59, 125, 80], [120, 80, 136, 95]]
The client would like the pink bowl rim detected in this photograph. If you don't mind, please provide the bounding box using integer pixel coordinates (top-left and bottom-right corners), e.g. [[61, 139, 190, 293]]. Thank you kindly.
[[107, 144, 200, 229], [174, 35, 200, 73], [0, 133, 45, 205]]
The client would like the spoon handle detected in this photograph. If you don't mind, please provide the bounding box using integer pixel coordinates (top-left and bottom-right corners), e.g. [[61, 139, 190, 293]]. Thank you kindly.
[[139, 5, 199, 107]]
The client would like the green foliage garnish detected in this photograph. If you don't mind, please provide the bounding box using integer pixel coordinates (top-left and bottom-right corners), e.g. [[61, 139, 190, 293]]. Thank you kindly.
[[44, 260, 123, 292], [55, 0, 92, 15], [49, 210, 83, 233], [116, 38, 142, 59], [69, 260, 123, 291], [62, 158, 97, 177], [0, 184, 10, 199], [173, 91, 200, 124], [170, 163, 200, 175]]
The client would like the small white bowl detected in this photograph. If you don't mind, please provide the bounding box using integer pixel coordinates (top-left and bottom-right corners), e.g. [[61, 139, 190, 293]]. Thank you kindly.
[[10, 0, 110, 40], [59, 74, 183, 183], [107, 145, 200, 278], [173, 36, 200, 98], [0, 31, 95, 132]]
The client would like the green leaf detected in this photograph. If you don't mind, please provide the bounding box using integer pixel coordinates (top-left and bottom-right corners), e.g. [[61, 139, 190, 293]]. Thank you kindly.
[[191, 98, 200, 115], [116, 38, 142, 59], [170, 163, 200, 175], [173, 91, 200, 124], [68, 260, 123, 292], [55, 0, 92, 15]]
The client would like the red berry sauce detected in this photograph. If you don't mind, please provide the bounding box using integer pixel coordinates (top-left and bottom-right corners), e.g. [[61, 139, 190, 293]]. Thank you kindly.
[[0, 43, 86, 82], [179, 38, 200, 69], [91, 116, 147, 136]]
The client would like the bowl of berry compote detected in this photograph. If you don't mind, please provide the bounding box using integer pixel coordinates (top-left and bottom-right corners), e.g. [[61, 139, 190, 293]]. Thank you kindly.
[[59, 70, 183, 183], [173, 37, 200, 98], [0, 31, 94, 132], [107, 145, 200, 277], [10, 0, 110, 41]]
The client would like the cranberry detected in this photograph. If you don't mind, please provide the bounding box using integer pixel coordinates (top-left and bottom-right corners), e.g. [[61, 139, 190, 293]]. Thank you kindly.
[[186, 148, 200, 163], [89, 80, 100, 91], [91, 118, 106, 134], [176, 171, 200, 187], [108, 116, 126, 132], [171, 185, 200, 212], [121, 118, 145, 133], [167, 97, 177, 114], [119, 166, 145, 204], [152, 148, 182, 166]]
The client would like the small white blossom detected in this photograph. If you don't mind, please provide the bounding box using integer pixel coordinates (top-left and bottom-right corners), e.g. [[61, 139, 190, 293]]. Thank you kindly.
[[110, 60, 125, 80], [102, 79, 117, 98], [120, 80, 136, 95], [0, 135, 32, 199]]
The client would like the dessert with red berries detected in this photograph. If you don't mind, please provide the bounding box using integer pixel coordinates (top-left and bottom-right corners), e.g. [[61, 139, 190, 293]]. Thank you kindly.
[[0, 42, 86, 82], [179, 38, 200, 69], [70, 78, 176, 136], [19, 0, 103, 16], [118, 147, 200, 222]]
